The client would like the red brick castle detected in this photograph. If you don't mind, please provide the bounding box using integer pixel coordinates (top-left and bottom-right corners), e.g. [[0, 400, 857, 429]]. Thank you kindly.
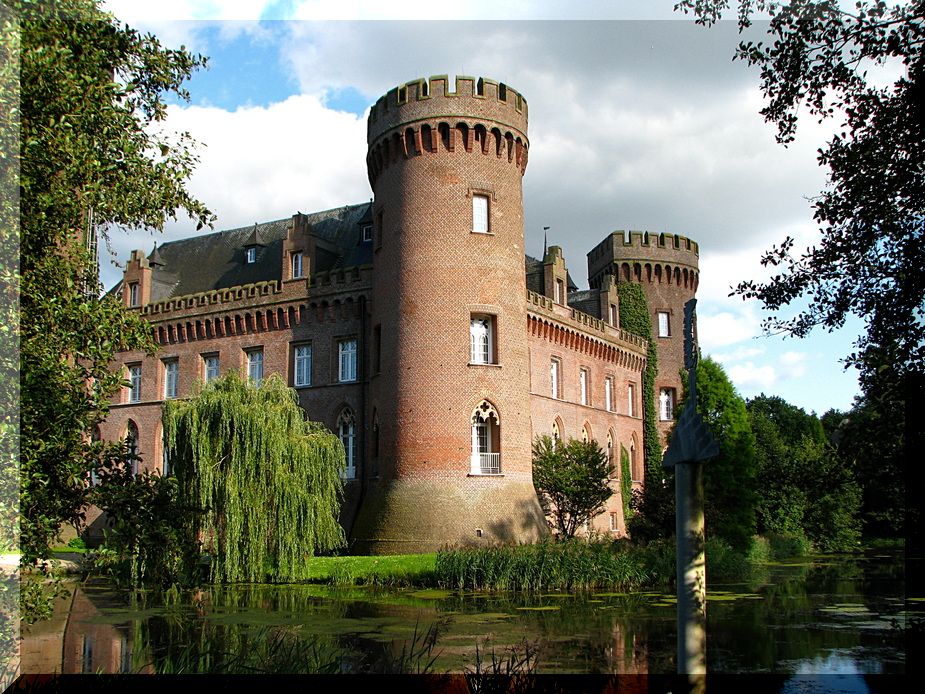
[[97, 75, 700, 552]]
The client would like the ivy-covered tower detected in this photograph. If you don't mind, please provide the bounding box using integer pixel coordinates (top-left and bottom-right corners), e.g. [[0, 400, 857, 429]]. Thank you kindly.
[[587, 232, 700, 445], [351, 75, 547, 553]]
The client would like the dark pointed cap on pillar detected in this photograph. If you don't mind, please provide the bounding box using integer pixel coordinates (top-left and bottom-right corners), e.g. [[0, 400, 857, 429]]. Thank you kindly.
[[148, 243, 166, 267]]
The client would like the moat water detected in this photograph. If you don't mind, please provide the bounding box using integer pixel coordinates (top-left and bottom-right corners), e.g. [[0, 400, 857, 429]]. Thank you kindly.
[[21, 549, 911, 682]]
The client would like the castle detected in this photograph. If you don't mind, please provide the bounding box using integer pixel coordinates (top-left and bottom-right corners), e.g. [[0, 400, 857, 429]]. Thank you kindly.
[[96, 75, 700, 553]]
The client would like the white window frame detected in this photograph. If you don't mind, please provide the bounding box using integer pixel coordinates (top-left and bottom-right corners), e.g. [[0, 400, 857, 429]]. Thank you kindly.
[[129, 282, 139, 307], [658, 311, 671, 338], [610, 303, 618, 326], [246, 246, 256, 264], [610, 512, 618, 532], [163, 359, 178, 399], [605, 377, 613, 412], [579, 369, 589, 406], [294, 344, 312, 387], [338, 339, 357, 383], [128, 365, 141, 403], [660, 387, 676, 421], [362, 224, 373, 242], [338, 411, 356, 479], [203, 354, 220, 383], [472, 194, 489, 233], [247, 349, 264, 385], [291, 251, 303, 279], [628, 383, 636, 417], [550, 359, 560, 399], [470, 401, 500, 475], [469, 315, 494, 364]]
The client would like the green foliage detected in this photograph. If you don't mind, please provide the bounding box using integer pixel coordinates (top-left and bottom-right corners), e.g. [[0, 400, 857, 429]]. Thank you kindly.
[[616, 282, 661, 472], [619, 445, 633, 523], [88, 457, 202, 588], [748, 394, 861, 552], [164, 373, 346, 582], [692, 357, 757, 550], [532, 436, 613, 539], [678, 0, 925, 376], [16, 0, 212, 567]]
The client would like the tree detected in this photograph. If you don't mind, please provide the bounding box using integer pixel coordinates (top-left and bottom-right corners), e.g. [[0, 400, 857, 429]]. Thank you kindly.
[[163, 374, 346, 583], [691, 357, 757, 550], [676, 1, 925, 377], [15, 0, 212, 565], [532, 436, 613, 539], [749, 394, 861, 551]]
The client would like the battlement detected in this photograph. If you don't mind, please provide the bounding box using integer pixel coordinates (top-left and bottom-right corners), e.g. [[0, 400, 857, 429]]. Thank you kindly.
[[590, 231, 700, 258], [367, 74, 529, 150], [587, 230, 701, 290]]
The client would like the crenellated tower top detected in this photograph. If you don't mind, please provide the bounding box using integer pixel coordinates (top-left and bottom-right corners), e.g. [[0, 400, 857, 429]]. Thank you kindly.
[[587, 230, 700, 291], [366, 75, 529, 187]]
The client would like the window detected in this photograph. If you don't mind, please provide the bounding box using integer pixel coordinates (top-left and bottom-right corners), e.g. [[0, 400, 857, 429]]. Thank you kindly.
[[338, 339, 357, 382], [610, 303, 618, 326], [605, 377, 613, 412], [628, 383, 636, 417], [125, 420, 139, 476], [163, 359, 178, 399], [128, 364, 141, 403], [550, 359, 561, 399], [294, 344, 312, 387], [203, 354, 220, 383], [552, 419, 561, 444], [470, 315, 495, 364], [128, 282, 139, 307], [471, 400, 500, 474], [246, 246, 256, 264], [555, 279, 565, 304], [658, 311, 671, 338], [291, 251, 303, 278], [610, 513, 618, 532], [338, 409, 356, 479], [362, 224, 373, 242], [373, 324, 382, 374], [472, 194, 489, 233], [660, 388, 676, 421], [375, 211, 383, 248], [247, 349, 264, 385], [579, 368, 589, 406], [581, 423, 591, 443]]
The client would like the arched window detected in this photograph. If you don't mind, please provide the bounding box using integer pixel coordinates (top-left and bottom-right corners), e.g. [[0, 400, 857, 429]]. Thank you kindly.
[[471, 400, 500, 474], [581, 422, 591, 443], [630, 436, 640, 482], [551, 418, 561, 445], [338, 409, 357, 479], [606, 430, 614, 465], [125, 420, 139, 476]]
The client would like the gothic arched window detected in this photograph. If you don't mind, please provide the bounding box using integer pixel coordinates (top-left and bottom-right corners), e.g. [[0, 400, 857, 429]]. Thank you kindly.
[[471, 400, 500, 475], [338, 409, 357, 479]]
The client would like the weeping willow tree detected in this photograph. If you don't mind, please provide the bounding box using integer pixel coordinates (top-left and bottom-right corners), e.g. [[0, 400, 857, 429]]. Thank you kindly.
[[163, 373, 345, 583]]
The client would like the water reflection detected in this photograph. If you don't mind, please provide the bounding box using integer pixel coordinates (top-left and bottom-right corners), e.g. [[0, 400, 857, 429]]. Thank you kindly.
[[20, 550, 908, 676]]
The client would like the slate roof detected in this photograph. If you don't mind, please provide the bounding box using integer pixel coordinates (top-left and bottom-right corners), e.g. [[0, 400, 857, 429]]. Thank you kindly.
[[567, 289, 600, 319], [137, 203, 373, 303]]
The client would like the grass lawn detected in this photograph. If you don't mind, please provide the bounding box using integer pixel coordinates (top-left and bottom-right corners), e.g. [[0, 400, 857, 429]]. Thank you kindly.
[[304, 553, 437, 586]]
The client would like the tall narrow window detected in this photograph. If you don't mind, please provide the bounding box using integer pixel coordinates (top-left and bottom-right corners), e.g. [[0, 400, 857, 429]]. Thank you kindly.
[[247, 349, 264, 385], [471, 400, 500, 474], [163, 359, 178, 399], [605, 377, 613, 412], [125, 420, 139, 476], [246, 246, 256, 264], [658, 311, 671, 337], [470, 315, 495, 364], [472, 194, 489, 233], [628, 383, 636, 417], [659, 388, 676, 421], [362, 224, 373, 242], [550, 359, 561, 399], [339, 339, 357, 382], [128, 282, 139, 307], [128, 365, 141, 403], [291, 251, 303, 278], [373, 324, 382, 374], [552, 419, 561, 444], [579, 369, 589, 406], [610, 303, 618, 326], [338, 409, 356, 479], [294, 344, 312, 387], [203, 354, 220, 383], [556, 279, 565, 304], [610, 513, 618, 532]]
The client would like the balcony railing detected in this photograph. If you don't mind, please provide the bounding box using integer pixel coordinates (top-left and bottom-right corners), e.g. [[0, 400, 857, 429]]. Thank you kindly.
[[471, 452, 501, 475]]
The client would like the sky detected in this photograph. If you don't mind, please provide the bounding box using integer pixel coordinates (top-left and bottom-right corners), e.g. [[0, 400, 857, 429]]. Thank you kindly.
[[97, 0, 873, 416]]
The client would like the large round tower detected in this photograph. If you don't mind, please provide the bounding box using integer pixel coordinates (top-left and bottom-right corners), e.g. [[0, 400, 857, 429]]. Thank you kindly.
[[587, 232, 700, 445], [351, 75, 547, 554]]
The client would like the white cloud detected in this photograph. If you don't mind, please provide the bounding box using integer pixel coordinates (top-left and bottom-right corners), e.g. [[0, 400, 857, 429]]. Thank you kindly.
[[698, 306, 763, 350], [778, 350, 808, 379], [727, 362, 778, 391], [712, 345, 767, 364]]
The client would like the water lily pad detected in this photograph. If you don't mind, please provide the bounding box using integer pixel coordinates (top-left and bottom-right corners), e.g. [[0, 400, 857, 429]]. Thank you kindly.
[[516, 606, 560, 611], [409, 589, 453, 599]]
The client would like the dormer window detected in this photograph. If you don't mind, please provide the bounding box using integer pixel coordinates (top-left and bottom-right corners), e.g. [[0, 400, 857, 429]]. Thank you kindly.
[[291, 251, 303, 278], [246, 247, 256, 264], [362, 225, 373, 243]]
